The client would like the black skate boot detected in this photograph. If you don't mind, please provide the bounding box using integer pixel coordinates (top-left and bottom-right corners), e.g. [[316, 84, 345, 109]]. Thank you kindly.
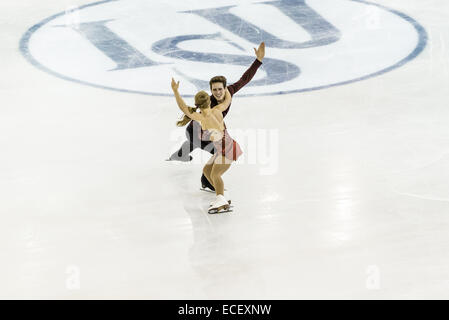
[[200, 174, 215, 192], [167, 150, 193, 162]]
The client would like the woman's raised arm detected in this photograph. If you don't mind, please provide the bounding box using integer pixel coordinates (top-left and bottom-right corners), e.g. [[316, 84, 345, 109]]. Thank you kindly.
[[171, 78, 202, 122]]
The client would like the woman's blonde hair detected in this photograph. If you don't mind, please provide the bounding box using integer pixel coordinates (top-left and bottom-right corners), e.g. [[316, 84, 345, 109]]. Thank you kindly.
[[176, 91, 211, 127], [176, 107, 197, 127]]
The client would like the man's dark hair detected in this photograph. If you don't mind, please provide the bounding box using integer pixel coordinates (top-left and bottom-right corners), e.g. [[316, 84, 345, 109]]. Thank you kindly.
[[209, 76, 227, 89]]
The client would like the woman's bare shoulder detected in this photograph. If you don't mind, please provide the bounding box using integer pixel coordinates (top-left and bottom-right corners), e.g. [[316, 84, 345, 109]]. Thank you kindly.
[[212, 108, 224, 118]]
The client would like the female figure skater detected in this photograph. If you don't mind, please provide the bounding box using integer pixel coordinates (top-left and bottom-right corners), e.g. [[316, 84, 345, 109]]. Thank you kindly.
[[171, 78, 243, 213]]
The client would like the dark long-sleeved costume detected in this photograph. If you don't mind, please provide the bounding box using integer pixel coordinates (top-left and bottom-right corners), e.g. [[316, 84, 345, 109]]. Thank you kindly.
[[170, 59, 262, 160]]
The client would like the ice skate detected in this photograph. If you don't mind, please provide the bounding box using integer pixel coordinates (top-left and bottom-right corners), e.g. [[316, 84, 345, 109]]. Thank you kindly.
[[200, 174, 215, 192], [200, 179, 227, 193], [201, 186, 227, 193], [208, 195, 232, 214], [200, 183, 215, 193], [166, 154, 192, 162], [209, 199, 232, 207]]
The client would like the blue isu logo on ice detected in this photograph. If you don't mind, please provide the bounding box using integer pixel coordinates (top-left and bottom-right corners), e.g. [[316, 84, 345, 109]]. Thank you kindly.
[[20, 0, 427, 96]]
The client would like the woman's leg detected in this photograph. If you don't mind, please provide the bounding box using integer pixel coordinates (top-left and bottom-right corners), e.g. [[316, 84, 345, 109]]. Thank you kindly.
[[200, 141, 216, 189], [202, 154, 217, 187], [210, 156, 232, 196]]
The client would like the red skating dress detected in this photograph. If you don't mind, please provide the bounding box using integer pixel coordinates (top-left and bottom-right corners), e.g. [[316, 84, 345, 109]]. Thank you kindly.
[[201, 127, 243, 161]]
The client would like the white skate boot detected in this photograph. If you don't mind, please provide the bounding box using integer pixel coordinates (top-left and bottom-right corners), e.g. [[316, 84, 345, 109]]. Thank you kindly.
[[208, 195, 231, 214]]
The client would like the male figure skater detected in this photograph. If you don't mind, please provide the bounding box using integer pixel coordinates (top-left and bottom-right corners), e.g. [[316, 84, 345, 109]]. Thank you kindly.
[[169, 42, 265, 191]]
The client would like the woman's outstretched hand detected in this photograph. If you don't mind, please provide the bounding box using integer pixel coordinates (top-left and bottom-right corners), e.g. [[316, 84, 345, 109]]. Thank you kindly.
[[223, 88, 232, 106], [225, 88, 231, 100], [171, 78, 180, 91]]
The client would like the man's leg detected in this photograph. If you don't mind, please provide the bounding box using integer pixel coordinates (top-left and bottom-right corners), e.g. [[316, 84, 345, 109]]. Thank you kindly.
[[169, 125, 196, 161], [169, 140, 194, 161]]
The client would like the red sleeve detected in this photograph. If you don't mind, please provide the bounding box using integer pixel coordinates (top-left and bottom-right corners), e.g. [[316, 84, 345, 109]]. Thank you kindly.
[[227, 59, 262, 96]]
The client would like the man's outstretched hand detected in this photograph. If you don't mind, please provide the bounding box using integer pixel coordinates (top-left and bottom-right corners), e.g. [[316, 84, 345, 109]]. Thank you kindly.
[[254, 42, 265, 62]]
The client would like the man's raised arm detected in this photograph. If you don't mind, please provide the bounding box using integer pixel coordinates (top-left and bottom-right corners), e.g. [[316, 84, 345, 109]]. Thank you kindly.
[[227, 42, 265, 95]]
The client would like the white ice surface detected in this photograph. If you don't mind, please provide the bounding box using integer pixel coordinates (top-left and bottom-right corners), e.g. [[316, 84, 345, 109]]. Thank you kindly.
[[1, 0, 449, 299]]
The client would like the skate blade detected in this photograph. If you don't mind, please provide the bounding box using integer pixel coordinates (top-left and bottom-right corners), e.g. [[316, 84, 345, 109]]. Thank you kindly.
[[208, 205, 231, 214], [209, 206, 233, 212], [165, 156, 192, 162], [200, 187, 227, 193]]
